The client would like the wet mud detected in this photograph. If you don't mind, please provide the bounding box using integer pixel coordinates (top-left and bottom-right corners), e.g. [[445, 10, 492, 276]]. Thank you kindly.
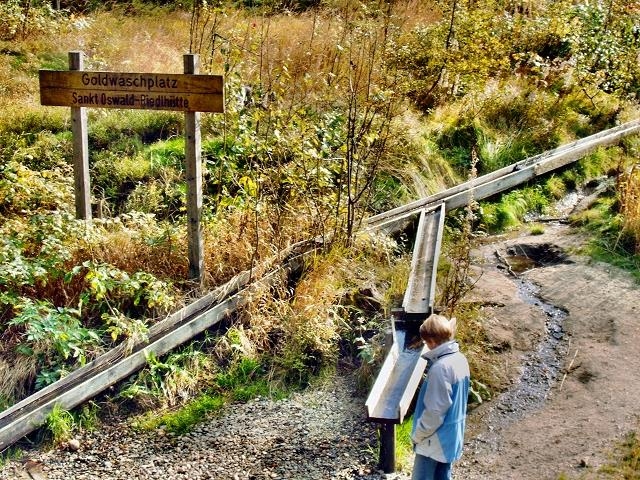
[[466, 240, 572, 450]]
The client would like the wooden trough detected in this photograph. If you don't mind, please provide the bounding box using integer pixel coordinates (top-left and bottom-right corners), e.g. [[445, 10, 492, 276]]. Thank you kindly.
[[365, 204, 445, 472]]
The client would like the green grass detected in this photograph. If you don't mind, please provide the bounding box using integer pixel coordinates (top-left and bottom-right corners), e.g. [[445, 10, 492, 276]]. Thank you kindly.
[[88, 110, 183, 152], [214, 357, 277, 401], [479, 185, 551, 233], [529, 224, 546, 235], [46, 404, 75, 444], [145, 137, 185, 170], [585, 242, 640, 282], [136, 393, 225, 435], [0, 446, 22, 468], [396, 417, 415, 473], [598, 431, 640, 478], [572, 196, 640, 283], [37, 52, 68, 71], [131, 356, 283, 435]]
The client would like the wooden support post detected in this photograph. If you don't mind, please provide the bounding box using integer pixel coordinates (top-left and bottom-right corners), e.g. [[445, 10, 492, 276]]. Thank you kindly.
[[69, 51, 91, 220], [379, 423, 396, 473], [184, 54, 204, 284], [379, 326, 396, 473]]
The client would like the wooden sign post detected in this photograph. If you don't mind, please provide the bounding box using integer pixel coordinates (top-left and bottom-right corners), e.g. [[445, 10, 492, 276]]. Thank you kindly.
[[39, 51, 224, 284], [68, 52, 91, 220], [183, 54, 205, 282]]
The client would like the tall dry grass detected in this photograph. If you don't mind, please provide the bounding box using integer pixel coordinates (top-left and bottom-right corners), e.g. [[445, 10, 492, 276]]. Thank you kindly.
[[619, 165, 640, 254], [0, 10, 192, 110], [190, 1, 441, 110]]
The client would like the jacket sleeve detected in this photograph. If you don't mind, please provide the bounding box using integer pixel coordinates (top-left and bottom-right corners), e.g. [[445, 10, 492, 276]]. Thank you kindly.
[[411, 364, 453, 445]]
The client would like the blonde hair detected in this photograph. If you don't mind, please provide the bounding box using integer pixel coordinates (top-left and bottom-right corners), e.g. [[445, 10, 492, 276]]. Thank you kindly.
[[419, 314, 457, 345]]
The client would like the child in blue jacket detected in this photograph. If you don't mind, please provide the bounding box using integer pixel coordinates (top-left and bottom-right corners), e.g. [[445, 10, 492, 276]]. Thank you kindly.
[[411, 314, 470, 480]]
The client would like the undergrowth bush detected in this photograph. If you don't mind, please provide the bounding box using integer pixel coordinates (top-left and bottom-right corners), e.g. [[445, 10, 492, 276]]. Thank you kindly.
[[0, 106, 69, 136], [619, 166, 640, 254], [120, 347, 214, 409], [6, 299, 100, 390], [0, 1, 65, 41], [478, 186, 550, 233], [0, 161, 73, 215], [45, 401, 99, 446], [0, 209, 182, 395]]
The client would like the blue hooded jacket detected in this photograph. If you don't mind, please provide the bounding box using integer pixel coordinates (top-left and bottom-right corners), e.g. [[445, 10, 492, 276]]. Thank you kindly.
[[411, 340, 470, 463]]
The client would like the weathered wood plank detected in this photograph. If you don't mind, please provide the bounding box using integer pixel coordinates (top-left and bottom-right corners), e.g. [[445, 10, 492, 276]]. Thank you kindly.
[[366, 327, 427, 423], [40, 88, 223, 113], [366, 119, 640, 233], [402, 204, 445, 314], [39, 70, 224, 112], [365, 341, 400, 420], [69, 52, 91, 220], [184, 54, 204, 283], [39, 70, 224, 93]]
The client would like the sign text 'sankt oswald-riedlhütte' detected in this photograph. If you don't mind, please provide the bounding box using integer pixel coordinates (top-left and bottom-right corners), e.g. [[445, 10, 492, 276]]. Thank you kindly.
[[39, 70, 224, 112]]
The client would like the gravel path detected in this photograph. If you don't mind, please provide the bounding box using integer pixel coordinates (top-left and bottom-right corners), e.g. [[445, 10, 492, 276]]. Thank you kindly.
[[1, 374, 411, 480]]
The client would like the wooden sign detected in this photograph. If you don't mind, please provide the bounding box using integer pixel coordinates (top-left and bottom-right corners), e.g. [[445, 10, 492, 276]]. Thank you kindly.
[[41, 52, 221, 284], [39, 70, 224, 112]]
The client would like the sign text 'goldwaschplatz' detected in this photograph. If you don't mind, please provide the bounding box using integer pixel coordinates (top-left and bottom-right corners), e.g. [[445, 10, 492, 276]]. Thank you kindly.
[[39, 71, 224, 112]]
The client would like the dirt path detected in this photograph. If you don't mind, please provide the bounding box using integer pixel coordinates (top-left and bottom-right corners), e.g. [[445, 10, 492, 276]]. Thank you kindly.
[[455, 221, 640, 479]]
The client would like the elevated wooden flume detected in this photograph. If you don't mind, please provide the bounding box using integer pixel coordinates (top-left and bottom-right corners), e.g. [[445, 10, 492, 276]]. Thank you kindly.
[[1, 120, 639, 464], [363, 118, 640, 472]]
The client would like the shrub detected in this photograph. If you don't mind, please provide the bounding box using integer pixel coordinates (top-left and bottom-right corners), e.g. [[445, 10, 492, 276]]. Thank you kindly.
[[619, 166, 640, 254], [569, 0, 640, 99], [8, 298, 102, 388], [67, 260, 177, 325], [0, 107, 69, 136], [10, 131, 73, 171], [120, 348, 214, 409], [0, 160, 74, 216], [0, 1, 64, 41]]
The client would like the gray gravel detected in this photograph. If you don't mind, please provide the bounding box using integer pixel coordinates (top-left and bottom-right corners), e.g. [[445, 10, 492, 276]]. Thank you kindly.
[[0, 374, 411, 480]]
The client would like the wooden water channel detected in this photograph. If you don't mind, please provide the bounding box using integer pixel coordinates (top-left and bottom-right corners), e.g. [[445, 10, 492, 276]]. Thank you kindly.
[[1, 120, 639, 468], [364, 118, 640, 472]]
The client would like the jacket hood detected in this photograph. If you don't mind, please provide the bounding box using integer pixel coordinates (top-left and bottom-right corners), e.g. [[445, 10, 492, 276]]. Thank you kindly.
[[422, 340, 459, 362]]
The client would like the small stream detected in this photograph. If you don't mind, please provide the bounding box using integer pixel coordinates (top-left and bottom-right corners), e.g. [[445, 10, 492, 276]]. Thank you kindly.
[[467, 241, 572, 451], [491, 275, 569, 419]]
